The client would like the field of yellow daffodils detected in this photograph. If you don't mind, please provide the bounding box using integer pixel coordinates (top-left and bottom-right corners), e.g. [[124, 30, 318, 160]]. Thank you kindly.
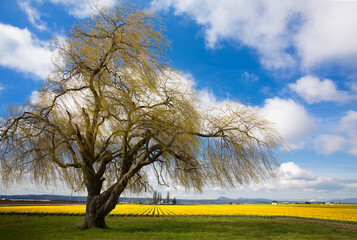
[[1, 204, 356, 222]]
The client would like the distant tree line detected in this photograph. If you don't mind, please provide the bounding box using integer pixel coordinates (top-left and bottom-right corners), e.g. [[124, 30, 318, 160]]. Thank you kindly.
[[152, 191, 176, 205]]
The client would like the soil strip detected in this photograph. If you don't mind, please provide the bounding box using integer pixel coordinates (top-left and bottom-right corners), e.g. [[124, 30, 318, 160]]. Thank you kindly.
[[275, 217, 357, 231]]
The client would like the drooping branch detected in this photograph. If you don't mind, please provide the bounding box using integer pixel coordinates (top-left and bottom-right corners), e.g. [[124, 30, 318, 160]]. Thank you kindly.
[[0, 4, 281, 230]]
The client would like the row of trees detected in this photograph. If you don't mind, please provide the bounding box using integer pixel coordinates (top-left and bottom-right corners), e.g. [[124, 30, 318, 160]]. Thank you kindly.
[[152, 191, 177, 205]]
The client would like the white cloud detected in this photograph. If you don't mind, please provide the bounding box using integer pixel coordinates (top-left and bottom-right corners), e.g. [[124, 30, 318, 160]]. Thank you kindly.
[[339, 110, 357, 155], [259, 97, 317, 148], [197, 91, 317, 149], [240, 71, 259, 83], [197, 89, 318, 150], [151, 0, 357, 70], [145, 162, 353, 199], [312, 110, 357, 156], [151, 0, 298, 69], [29, 90, 40, 104], [289, 75, 355, 104], [0, 83, 5, 92], [249, 162, 357, 193], [295, 1, 357, 68], [313, 134, 347, 155], [0, 23, 54, 79], [196, 89, 218, 112], [278, 162, 316, 181], [47, 0, 118, 18], [17, 0, 119, 26], [17, 0, 47, 30]]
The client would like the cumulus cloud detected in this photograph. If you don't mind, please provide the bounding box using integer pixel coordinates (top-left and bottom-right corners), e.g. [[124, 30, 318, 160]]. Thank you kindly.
[[250, 162, 357, 193], [151, 0, 298, 69], [313, 134, 347, 155], [17, 0, 47, 30], [151, 0, 357, 70], [197, 88, 318, 149], [289, 75, 355, 104], [196, 90, 317, 149], [295, 1, 357, 68], [259, 97, 317, 148], [0, 23, 54, 79], [151, 163, 334, 198], [312, 110, 357, 156], [278, 162, 316, 181], [274, 162, 357, 193]]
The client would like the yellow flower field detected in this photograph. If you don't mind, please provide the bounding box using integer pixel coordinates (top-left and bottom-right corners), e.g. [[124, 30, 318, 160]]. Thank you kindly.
[[1, 204, 356, 222]]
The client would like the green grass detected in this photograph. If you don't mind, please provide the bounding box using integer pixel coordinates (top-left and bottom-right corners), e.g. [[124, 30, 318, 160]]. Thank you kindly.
[[0, 215, 356, 240]]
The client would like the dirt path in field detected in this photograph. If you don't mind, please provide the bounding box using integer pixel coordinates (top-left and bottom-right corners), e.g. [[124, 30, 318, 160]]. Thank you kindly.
[[275, 217, 357, 231]]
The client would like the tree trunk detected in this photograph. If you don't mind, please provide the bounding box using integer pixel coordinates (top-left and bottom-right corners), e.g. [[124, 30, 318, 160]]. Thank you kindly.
[[81, 196, 108, 229], [80, 173, 109, 230], [80, 163, 133, 229], [80, 179, 125, 230]]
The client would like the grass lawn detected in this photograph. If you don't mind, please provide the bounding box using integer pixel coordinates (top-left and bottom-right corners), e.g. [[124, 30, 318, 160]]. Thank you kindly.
[[0, 215, 356, 240]]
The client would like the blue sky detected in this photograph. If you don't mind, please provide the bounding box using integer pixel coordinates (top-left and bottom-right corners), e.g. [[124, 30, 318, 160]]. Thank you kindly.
[[0, 0, 356, 201]]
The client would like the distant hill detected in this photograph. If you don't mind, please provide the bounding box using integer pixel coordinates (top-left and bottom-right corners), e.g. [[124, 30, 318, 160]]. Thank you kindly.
[[216, 196, 357, 204], [329, 198, 357, 204], [217, 196, 231, 201], [217, 196, 272, 204], [236, 198, 272, 203]]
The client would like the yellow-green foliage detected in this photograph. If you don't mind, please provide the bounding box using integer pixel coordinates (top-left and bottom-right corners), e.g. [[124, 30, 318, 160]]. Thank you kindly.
[[1, 204, 356, 222]]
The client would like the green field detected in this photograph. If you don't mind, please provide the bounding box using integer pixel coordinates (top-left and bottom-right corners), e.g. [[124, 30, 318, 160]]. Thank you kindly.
[[1, 215, 356, 240]]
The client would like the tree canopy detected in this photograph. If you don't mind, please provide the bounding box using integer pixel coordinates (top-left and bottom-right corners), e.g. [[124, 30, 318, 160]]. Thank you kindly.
[[0, 4, 281, 229]]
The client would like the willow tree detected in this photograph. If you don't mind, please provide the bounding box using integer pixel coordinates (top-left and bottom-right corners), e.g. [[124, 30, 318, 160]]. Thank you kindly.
[[0, 5, 281, 229]]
